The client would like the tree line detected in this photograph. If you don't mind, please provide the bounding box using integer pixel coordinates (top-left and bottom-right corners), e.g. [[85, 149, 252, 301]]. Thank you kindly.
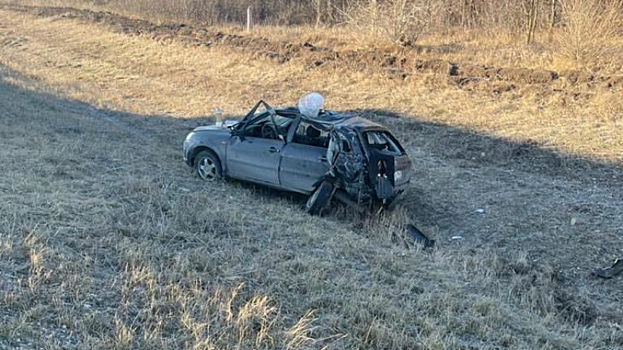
[[10, 0, 623, 65]]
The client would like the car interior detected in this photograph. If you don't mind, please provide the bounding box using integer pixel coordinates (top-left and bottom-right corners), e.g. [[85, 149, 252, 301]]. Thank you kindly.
[[363, 131, 403, 155], [293, 122, 330, 148], [242, 114, 330, 148], [242, 114, 292, 140]]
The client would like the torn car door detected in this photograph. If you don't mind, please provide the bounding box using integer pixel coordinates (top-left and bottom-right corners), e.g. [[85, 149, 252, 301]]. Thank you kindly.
[[280, 142, 329, 193]]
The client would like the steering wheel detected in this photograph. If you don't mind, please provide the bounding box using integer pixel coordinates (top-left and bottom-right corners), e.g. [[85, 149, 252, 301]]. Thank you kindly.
[[261, 123, 278, 139]]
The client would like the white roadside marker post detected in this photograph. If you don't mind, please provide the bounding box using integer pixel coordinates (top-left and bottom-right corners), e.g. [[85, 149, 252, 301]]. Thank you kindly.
[[247, 6, 254, 32]]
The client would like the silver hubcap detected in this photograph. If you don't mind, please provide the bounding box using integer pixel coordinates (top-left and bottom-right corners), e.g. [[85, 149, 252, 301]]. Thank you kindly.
[[198, 157, 217, 180]]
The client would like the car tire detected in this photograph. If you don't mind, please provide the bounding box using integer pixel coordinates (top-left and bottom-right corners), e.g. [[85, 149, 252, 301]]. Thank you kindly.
[[306, 180, 334, 215], [194, 150, 222, 181]]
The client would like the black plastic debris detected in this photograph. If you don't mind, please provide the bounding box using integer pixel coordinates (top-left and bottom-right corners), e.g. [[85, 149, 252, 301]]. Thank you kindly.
[[594, 258, 623, 279], [406, 224, 435, 249]]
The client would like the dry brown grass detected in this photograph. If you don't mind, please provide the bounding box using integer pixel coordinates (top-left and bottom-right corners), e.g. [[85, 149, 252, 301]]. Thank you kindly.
[[6, 0, 623, 76], [1, 4, 622, 162], [0, 5, 622, 350], [555, 0, 623, 70]]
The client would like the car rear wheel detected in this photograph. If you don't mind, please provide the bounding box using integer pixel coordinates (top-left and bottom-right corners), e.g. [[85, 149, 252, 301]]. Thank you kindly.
[[194, 150, 222, 181], [306, 180, 334, 215]]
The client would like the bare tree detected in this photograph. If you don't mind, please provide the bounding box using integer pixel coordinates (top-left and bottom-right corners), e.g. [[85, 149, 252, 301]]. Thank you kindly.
[[523, 0, 538, 44]]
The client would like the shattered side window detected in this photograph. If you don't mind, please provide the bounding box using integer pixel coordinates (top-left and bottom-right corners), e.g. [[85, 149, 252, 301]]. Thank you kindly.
[[364, 131, 403, 155], [293, 121, 330, 148]]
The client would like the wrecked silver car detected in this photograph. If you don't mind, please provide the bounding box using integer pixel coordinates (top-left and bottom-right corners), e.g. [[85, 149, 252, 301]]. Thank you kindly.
[[183, 97, 412, 214]]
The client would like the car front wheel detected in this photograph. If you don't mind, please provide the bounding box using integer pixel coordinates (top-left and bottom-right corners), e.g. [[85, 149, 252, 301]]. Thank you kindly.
[[194, 150, 222, 181]]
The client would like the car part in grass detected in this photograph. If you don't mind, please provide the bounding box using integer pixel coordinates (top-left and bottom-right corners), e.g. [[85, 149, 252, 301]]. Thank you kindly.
[[406, 224, 435, 249], [594, 258, 623, 279], [306, 180, 335, 215]]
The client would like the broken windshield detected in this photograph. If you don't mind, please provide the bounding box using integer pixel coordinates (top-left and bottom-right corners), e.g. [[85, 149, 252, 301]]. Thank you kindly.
[[241, 112, 293, 139]]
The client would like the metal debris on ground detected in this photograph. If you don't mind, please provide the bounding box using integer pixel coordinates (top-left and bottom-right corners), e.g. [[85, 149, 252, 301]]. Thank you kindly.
[[594, 258, 623, 279], [406, 224, 435, 249]]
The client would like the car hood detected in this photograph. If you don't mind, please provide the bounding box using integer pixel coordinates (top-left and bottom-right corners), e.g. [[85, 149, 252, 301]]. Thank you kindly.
[[194, 125, 225, 132], [194, 120, 239, 132]]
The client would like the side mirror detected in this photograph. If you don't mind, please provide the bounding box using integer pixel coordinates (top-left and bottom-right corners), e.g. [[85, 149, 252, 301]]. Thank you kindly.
[[230, 124, 244, 139]]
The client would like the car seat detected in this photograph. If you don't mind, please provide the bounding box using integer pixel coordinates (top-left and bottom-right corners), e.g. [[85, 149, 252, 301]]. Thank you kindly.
[[306, 125, 321, 138], [306, 126, 328, 148]]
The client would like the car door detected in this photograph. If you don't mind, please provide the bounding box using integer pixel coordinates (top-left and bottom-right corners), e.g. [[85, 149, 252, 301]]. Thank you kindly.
[[226, 111, 291, 185], [280, 121, 330, 193], [227, 136, 284, 185], [280, 143, 328, 193]]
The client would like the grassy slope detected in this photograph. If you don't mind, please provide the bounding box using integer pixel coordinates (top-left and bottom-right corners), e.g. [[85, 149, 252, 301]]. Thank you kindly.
[[0, 7, 622, 350]]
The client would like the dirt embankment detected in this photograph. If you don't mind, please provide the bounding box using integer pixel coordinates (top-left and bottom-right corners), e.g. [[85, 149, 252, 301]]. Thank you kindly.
[[11, 5, 623, 92]]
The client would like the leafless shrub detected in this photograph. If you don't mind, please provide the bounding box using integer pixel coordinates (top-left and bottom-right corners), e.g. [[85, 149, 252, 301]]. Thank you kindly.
[[555, 0, 623, 68], [339, 0, 436, 45]]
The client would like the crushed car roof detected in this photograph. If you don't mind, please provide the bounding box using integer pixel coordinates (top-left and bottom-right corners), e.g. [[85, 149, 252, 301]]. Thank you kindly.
[[274, 107, 387, 131]]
